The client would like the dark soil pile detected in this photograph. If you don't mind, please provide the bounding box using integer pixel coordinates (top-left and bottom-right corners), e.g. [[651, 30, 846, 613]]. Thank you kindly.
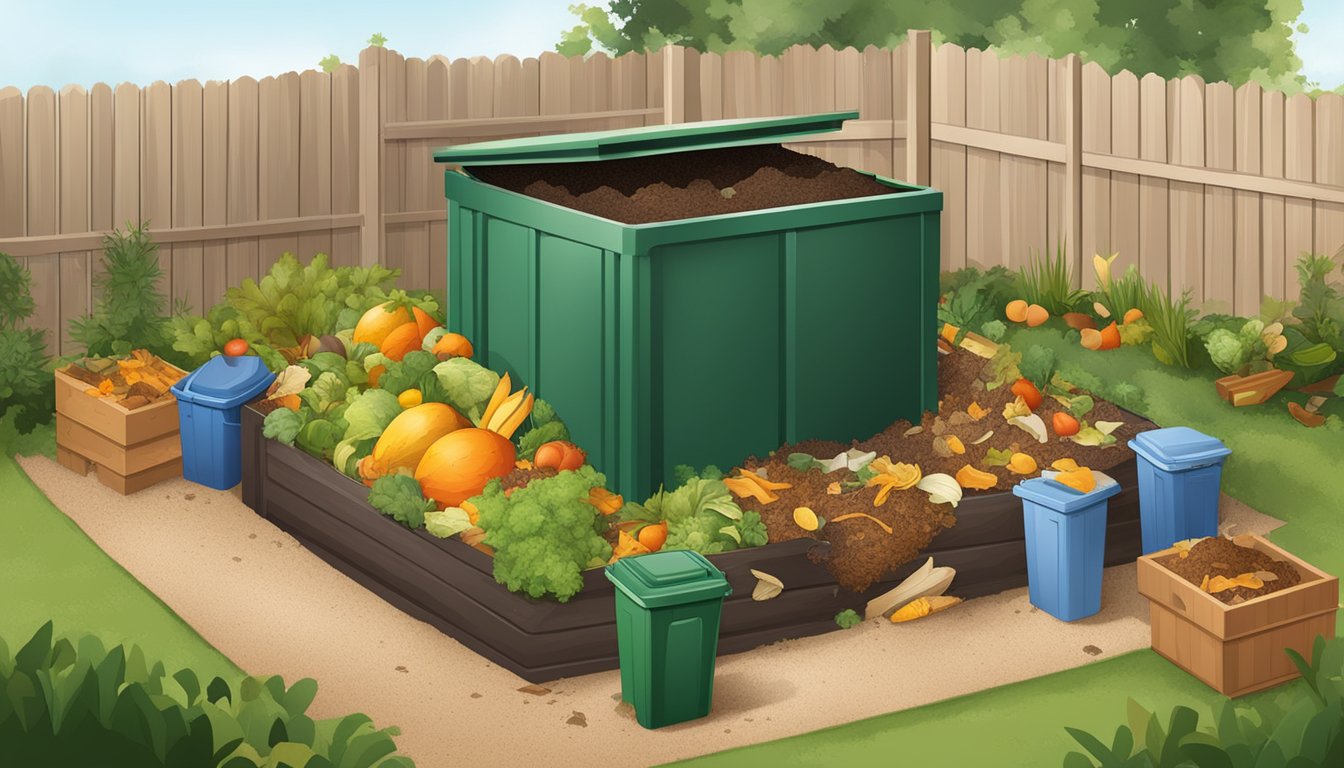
[[467, 145, 895, 224], [1155, 537, 1302, 604], [736, 348, 1156, 592]]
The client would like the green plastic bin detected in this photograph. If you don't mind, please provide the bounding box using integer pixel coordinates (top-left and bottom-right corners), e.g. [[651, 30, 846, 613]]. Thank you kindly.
[[605, 550, 732, 729], [434, 111, 943, 499]]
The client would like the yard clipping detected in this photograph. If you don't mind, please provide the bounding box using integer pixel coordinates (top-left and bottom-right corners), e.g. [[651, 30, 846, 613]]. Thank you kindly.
[[864, 557, 956, 620]]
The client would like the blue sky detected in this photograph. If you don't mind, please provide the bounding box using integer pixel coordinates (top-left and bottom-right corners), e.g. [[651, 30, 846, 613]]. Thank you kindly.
[[1, 0, 1341, 91]]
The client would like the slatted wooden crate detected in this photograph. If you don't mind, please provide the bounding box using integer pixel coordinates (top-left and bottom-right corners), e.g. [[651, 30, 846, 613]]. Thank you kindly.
[[1137, 534, 1339, 697], [53, 364, 184, 494]]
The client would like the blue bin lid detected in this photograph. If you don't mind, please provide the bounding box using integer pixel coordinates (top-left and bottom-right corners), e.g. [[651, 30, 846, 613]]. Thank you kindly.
[[1128, 427, 1231, 472], [605, 550, 731, 609], [172, 354, 275, 409], [1013, 473, 1121, 514]]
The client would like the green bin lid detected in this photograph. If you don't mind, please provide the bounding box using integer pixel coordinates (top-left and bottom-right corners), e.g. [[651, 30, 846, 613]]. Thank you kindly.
[[605, 550, 731, 609], [433, 111, 859, 166]]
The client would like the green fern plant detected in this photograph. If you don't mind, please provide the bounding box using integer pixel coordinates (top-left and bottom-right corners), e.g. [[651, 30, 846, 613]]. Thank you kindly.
[[1139, 280, 1196, 368]]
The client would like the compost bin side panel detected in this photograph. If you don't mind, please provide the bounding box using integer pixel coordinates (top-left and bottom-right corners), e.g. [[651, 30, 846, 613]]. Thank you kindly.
[[241, 406, 265, 514]]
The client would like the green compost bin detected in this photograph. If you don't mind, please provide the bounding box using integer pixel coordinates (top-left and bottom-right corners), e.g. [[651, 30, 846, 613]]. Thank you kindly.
[[605, 550, 732, 729], [434, 111, 943, 500]]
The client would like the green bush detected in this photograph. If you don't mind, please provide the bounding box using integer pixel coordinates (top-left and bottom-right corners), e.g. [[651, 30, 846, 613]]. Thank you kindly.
[[0, 621, 412, 768], [0, 252, 55, 446], [1064, 635, 1344, 767], [1015, 245, 1089, 316], [938, 265, 1015, 344], [70, 223, 175, 361], [1138, 279, 1196, 368]]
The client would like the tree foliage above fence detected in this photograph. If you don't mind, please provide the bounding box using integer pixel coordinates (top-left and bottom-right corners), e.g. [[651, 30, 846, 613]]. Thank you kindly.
[[558, 0, 1309, 90]]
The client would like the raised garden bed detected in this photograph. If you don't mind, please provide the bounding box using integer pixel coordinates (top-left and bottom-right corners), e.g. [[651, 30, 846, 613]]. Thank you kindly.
[[242, 401, 1149, 683]]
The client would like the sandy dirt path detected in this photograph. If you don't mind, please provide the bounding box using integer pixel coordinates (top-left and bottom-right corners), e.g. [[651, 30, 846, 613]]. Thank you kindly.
[[19, 455, 1281, 768]]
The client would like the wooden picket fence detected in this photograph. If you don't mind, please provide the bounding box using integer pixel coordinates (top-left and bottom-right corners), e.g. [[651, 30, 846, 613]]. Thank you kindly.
[[2, 33, 1342, 356]]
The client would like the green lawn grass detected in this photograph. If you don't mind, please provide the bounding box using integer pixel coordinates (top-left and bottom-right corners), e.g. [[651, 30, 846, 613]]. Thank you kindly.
[[0, 453, 238, 678], [671, 325, 1342, 768]]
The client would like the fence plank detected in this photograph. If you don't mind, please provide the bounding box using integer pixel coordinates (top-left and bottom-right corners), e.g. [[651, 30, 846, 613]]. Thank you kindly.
[[0, 87, 24, 238], [1284, 93, 1315, 301], [113, 83, 141, 231], [904, 34, 931, 187], [965, 48, 1003, 268], [399, 57, 431, 291], [931, 42, 966, 269], [382, 53, 409, 282], [227, 76, 260, 287], [171, 80, 204, 314], [427, 57, 450, 300], [697, 51, 723, 121], [1138, 73, 1169, 289], [1203, 81, 1235, 310], [1168, 76, 1204, 304], [256, 71, 300, 267], [59, 85, 91, 354], [723, 50, 757, 118], [331, 64, 359, 268], [1232, 83, 1262, 316], [298, 70, 333, 268], [1080, 62, 1111, 285], [26, 87, 60, 348], [1314, 93, 1344, 260], [1109, 70, 1140, 276], [201, 80, 229, 304], [1261, 89, 1287, 300], [143, 81, 174, 300], [1060, 55, 1082, 282]]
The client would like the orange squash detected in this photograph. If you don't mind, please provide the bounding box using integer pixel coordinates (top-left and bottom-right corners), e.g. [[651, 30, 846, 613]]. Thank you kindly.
[[380, 322, 424, 362], [431, 332, 474, 360], [358, 403, 472, 485], [353, 303, 413, 346], [415, 428, 517, 508]]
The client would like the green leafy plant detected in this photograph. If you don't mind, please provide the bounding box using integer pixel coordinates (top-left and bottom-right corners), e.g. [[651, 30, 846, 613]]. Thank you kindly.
[[1018, 345, 1057, 392], [517, 399, 570, 460], [0, 621, 412, 768], [1204, 318, 1278, 375], [0, 252, 55, 440], [1091, 259, 1146, 322], [368, 474, 436, 529], [1138, 280, 1196, 368], [938, 266, 1014, 344], [1277, 252, 1344, 384], [474, 466, 611, 602], [627, 471, 766, 554], [319, 54, 341, 72], [70, 223, 174, 360], [1064, 634, 1344, 768], [834, 609, 862, 629], [1015, 245, 1089, 316]]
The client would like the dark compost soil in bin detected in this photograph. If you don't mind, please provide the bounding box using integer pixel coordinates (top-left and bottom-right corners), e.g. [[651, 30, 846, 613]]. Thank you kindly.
[[467, 145, 895, 224], [736, 349, 1158, 592], [1155, 537, 1303, 604]]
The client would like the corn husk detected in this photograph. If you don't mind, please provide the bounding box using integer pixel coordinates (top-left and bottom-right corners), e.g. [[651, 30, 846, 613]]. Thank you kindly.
[[864, 558, 957, 620], [890, 596, 963, 623]]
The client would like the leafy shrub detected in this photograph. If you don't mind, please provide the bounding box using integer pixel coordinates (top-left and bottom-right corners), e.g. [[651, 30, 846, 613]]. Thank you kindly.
[[1092, 261, 1146, 321], [0, 252, 55, 444], [1015, 245, 1089, 316], [70, 224, 175, 360], [1138, 279, 1196, 368], [938, 266, 1015, 344], [0, 621, 412, 768], [1064, 635, 1344, 768]]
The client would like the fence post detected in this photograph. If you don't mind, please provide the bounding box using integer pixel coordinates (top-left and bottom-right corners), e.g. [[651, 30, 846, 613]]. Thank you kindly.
[[663, 45, 686, 124], [1062, 53, 1083, 283], [358, 46, 384, 267], [905, 30, 931, 186]]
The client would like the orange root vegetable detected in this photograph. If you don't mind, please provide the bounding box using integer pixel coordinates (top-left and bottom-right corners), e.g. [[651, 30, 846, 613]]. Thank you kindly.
[[1005, 300, 1029, 323], [829, 512, 894, 535], [534, 440, 586, 471], [353, 303, 413, 346], [1052, 411, 1081, 437], [1122, 307, 1145, 324], [1025, 304, 1049, 327], [1062, 312, 1096, 330], [415, 427, 517, 508], [431, 332, 474, 360], [1080, 328, 1103, 350], [637, 521, 668, 552], [379, 322, 424, 362], [1011, 378, 1044, 410], [412, 306, 439, 339], [1098, 321, 1122, 350]]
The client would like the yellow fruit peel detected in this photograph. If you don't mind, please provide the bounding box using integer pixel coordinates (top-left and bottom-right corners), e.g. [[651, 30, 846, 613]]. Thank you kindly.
[[793, 506, 822, 532], [890, 596, 963, 623], [1007, 452, 1038, 475], [1053, 467, 1097, 494], [865, 457, 922, 506], [955, 464, 998, 490]]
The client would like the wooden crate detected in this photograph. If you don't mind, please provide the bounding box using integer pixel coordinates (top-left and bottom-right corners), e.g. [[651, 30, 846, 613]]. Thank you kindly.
[[54, 364, 185, 495], [1137, 534, 1339, 697]]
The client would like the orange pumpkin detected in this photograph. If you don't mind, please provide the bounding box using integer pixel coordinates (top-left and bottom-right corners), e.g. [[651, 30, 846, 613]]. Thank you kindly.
[[353, 303, 413, 346], [415, 428, 517, 508]]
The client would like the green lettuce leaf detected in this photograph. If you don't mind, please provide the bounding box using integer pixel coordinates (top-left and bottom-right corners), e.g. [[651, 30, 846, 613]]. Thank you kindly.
[[378, 350, 439, 396], [433, 357, 501, 423], [296, 418, 343, 460], [262, 408, 308, 446], [342, 389, 401, 442], [424, 507, 472, 538], [367, 474, 435, 529]]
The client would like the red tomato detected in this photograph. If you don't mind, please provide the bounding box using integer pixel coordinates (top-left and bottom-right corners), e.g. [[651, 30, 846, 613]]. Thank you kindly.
[[223, 338, 249, 357]]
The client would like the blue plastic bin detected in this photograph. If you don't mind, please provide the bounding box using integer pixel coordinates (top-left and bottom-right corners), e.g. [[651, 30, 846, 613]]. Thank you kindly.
[[1128, 427, 1231, 554], [1013, 474, 1122, 622], [171, 354, 274, 490]]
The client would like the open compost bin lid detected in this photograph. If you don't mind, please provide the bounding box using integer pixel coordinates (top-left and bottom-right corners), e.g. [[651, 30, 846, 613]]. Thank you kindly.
[[605, 550, 731, 609], [433, 111, 859, 166]]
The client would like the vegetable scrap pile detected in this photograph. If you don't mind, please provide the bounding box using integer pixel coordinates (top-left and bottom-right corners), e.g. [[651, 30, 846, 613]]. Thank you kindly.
[[732, 347, 1156, 592], [1156, 536, 1302, 605], [62, 350, 185, 411]]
